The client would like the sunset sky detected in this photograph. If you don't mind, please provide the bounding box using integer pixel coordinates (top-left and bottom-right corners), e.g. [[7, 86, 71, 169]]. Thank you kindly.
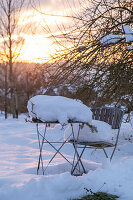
[[17, 0, 81, 63]]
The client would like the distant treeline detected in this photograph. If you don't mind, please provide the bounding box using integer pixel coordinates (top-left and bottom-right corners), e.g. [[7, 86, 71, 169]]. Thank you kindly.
[[0, 62, 131, 118]]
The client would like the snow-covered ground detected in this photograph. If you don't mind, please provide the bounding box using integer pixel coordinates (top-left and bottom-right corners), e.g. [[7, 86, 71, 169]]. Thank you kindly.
[[0, 113, 133, 200]]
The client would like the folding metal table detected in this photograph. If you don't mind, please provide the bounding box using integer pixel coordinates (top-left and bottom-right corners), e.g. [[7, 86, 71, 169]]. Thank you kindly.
[[34, 119, 87, 176]]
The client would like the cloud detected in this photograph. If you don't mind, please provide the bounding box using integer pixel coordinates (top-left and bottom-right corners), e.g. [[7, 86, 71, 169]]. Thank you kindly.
[[31, 0, 80, 13]]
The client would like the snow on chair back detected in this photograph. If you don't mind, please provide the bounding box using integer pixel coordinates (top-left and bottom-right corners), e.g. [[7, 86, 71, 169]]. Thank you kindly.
[[91, 107, 124, 129]]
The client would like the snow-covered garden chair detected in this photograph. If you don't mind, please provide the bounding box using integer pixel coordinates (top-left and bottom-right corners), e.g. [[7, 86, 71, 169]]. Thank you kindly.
[[67, 107, 124, 175], [91, 107, 124, 160]]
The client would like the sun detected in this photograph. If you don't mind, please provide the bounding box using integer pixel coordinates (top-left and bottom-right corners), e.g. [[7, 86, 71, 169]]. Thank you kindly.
[[19, 34, 54, 63], [18, 10, 68, 63], [0, 8, 70, 63]]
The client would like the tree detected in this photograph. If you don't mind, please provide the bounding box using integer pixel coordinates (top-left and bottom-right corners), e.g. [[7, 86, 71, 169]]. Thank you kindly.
[[49, 0, 133, 110], [0, 0, 28, 118]]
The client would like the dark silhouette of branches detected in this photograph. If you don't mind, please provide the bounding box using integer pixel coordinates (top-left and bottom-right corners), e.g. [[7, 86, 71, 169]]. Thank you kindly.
[[43, 0, 133, 110]]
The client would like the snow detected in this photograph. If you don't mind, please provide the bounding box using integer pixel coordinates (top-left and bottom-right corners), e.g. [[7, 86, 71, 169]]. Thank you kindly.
[[100, 34, 122, 44], [123, 25, 133, 43], [65, 120, 113, 143], [0, 113, 133, 200], [100, 26, 133, 46], [27, 95, 92, 125], [77, 46, 86, 52], [127, 45, 133, 49]]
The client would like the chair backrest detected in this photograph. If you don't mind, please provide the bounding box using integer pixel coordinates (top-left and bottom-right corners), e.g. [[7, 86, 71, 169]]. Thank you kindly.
[[91, 107, 124, 129]]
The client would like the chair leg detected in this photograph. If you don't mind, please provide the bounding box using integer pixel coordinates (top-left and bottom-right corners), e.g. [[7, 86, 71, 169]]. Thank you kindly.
[[71, 145, 82, 176], [102, 148, 108, 158], [110, 128, 121, 161], [71, 123, 87, 176], [71, 144, 86, 176], [37, 124, 47, 174]]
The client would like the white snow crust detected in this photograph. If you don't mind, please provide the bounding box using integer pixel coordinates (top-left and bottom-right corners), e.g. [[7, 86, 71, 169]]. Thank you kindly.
[[100, 34, 122, 44], [123, 25, 133, 42], [27, 95, 92, 125], [0, 114, 133, 199], [127, 45, 133, 49], [65, 120, 113, 142]]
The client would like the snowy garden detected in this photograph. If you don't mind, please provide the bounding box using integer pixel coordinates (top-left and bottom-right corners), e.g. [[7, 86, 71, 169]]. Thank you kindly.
[[0, 95, 133, 200], [0, 0, 133, 200]]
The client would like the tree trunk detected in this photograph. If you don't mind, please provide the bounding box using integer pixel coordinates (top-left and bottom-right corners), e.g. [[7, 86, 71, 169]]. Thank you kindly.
[[15, 89, 18, 118], [26, 72, 29, 100], [4, 64, 8, 119]]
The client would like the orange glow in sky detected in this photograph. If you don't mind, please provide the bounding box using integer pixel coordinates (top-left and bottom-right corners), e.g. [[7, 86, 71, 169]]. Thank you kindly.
[[17, 9, 70, 63], [20, 34, 54, 63], [0, 1, 80, 63]]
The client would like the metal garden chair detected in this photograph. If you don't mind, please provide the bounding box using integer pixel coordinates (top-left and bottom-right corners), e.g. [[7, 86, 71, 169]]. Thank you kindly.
[[69, 107, 124, 176]]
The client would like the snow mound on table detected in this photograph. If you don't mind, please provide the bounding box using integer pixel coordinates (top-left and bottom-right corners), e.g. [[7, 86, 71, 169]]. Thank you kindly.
[[65, 120, 113, 143], [27, 95, 92, 125]]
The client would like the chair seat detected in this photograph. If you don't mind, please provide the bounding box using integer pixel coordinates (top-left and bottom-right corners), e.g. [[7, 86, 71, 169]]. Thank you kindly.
[[69, 139, 114, 148], [69, 107, 124, 176]]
